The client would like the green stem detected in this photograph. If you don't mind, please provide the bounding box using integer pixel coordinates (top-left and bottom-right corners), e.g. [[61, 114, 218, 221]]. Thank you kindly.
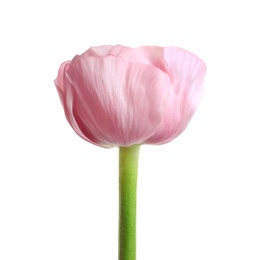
[[119, 145, 141, 260]]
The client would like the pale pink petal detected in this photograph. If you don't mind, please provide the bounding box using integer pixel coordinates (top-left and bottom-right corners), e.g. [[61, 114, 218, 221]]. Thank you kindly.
[[82, 45, 131, 58], [109, 45, 132, 56], [54, 61, 70, 106], [83, 45, 114, 57], [66, 55, 172, 146], [55, 61, 111, 148], [145, 47, 206, 144], [118, 46, 173, 76]]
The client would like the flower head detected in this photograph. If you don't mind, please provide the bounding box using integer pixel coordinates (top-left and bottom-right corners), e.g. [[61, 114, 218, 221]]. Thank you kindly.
[[55, 45, 206, 148]]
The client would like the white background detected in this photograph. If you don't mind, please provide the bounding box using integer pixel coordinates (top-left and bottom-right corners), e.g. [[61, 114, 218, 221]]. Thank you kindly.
[[0, 0, 253, 259]]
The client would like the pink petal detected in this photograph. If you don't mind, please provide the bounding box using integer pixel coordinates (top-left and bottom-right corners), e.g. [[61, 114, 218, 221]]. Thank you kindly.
[[145, 47, 206, 144], [118, 46, 173, 76], [55, 61, 111, 148], [54, 61, 70, 105], [82, 45, 131, 58], [66, 55, 172, 147], [83, 45, 114, 57]]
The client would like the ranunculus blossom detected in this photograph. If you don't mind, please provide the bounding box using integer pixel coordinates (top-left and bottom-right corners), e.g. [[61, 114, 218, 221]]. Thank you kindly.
[[55, 45, 206, 148]]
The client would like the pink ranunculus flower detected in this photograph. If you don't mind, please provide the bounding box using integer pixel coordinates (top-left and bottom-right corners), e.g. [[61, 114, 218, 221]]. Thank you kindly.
[[55, 45, 206, 148]]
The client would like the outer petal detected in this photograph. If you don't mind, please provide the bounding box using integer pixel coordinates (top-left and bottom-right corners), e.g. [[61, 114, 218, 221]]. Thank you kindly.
[[54, 61, 71, 108], [66, 55, 172, 147], [55, 61, 111, 148], [145, 47, 206, 144]]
